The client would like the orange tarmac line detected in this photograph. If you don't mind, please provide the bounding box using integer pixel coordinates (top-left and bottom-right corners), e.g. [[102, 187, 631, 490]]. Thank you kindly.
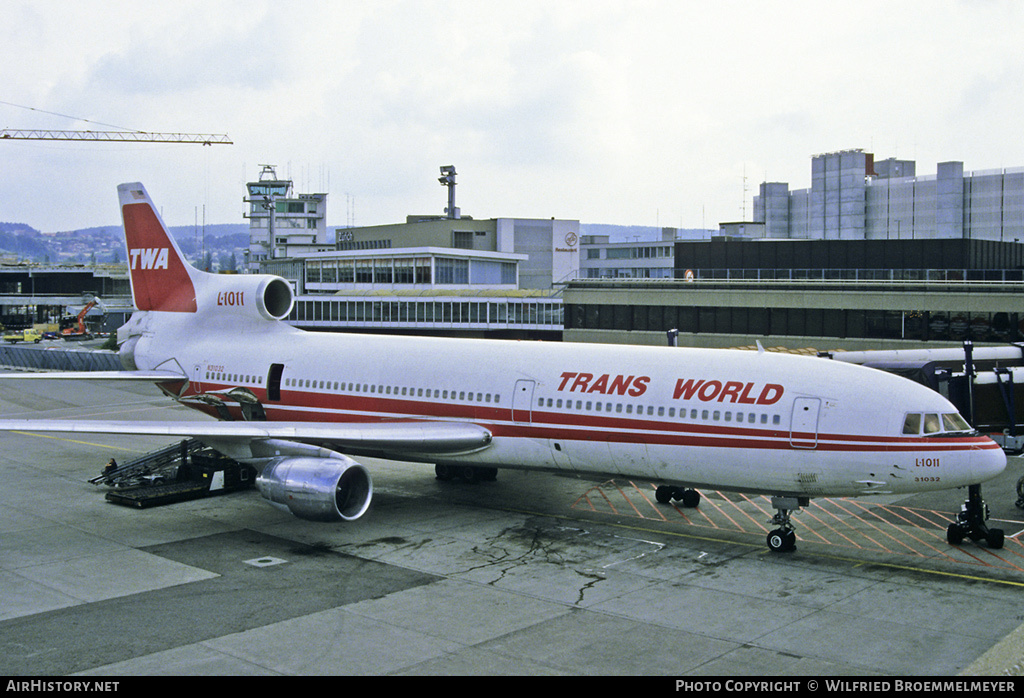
[[570, 491, 597, 512], [635, 483, 670, 521], [688, 497, 725, 529], [725, 493, 771, 533], [997, 540, 1024, 563], [736, 492, 775, 522], [991, 540, 1024, 569], [825, 499, 899, 553], [576, 483, 620, 515], [695, 493, 744, 532], [969, 542, 1024, 571], [798, 504, 863, 548], [595, 485, 620, 515], [847, 500, 949, 558], [569, 482, 1024, 574], [785, 507, 832, 545], [889, 505, 952, 530], [952, 544, 1002, 567], [995, 552, 1024, 573], [612, 481, 647, 519]]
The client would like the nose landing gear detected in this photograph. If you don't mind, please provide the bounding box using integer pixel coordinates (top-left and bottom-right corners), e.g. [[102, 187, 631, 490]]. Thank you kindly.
[[766, 495, 807, 553], [946, 484, 1004, 549]]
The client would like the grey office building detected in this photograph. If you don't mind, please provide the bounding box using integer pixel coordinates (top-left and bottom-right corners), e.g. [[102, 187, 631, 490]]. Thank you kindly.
[[754, 149, 1024, 243]]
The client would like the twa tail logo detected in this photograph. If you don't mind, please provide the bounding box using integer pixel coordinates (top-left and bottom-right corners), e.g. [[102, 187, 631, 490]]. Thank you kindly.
[[119, 184, 198, 313], [129, 248, 169, 270]]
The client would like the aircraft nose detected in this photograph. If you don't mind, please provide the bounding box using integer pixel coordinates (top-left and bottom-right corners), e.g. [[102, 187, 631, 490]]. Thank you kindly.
[[972, 442, 1007, 483]]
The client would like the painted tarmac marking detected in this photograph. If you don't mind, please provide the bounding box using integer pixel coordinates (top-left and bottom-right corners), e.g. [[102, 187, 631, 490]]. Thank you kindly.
[[571, 479, 1024, 576]]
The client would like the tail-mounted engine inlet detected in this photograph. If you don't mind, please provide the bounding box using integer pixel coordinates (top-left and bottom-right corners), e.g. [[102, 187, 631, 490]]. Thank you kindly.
[[203, 274, 294, 322]]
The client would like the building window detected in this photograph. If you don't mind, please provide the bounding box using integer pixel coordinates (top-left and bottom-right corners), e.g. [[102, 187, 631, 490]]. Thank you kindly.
[[436, 258, 469, 284], [415, 258, 432, 284], [452, 231, 474, 249], [374, 259, 393, 284], [394, 259, 414, 284]]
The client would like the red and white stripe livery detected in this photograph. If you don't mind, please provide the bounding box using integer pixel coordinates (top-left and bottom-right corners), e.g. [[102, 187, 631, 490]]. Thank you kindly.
[[0, 183, 1007, 540]]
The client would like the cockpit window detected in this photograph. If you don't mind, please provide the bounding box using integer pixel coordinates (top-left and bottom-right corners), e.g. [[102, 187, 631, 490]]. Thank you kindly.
[[903, 411, 974, 436], [942, 413, 971, 432]]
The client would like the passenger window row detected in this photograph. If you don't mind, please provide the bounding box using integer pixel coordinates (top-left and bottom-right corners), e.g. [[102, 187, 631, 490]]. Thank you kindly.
[[536, 396, 782, 425], [282, 376, 500, 405], [207, 372, 262, 386]]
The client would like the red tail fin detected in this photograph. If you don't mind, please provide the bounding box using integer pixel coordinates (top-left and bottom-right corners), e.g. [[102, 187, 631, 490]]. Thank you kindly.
[[118, 183, 198, 313]]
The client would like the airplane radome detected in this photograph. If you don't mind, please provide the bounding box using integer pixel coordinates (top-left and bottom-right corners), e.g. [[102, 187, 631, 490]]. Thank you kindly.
[[0, 183, 1008, 553]]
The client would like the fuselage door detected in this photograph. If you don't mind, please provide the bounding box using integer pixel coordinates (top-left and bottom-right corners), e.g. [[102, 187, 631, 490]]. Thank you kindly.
[[790, 397, 821, 449], [267, 363, 284, 402], [512, 379, 535, 424], [191, 363, 203, 394]]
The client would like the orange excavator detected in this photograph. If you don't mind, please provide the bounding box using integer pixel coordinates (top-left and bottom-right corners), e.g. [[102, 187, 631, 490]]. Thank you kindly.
[[60, 300, 97, 341]]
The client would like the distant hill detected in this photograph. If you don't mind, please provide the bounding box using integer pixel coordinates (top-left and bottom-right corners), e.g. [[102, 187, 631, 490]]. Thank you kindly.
[[0, 222, 41, 235], [0, 222, 250, 267], [0, 225, 51, 259], [170, 224, 250, 239], [72, 223, 249, 241]]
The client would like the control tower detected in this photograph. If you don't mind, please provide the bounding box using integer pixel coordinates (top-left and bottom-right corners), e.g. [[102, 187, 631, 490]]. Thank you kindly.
[[243, 165, 329, 270]]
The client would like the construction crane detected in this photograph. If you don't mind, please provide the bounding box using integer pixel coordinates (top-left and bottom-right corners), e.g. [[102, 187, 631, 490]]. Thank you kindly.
[[1, 129, 231, 145], [0, 101, 231, 145]]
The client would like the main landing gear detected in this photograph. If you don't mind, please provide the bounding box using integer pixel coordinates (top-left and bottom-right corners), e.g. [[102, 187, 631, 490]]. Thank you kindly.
[[766, 496, 807, 553], [655, 485, 701, 508], [946, 484, 1004, 549]]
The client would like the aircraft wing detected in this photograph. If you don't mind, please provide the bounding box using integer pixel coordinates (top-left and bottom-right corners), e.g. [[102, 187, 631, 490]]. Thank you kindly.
[[0, 370, 186, 381], [0, 418, 493, 459]]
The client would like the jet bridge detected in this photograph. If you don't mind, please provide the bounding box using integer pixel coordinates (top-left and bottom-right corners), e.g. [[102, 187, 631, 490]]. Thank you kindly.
[[821, 340, 1024, 514], [820, 341, 1024, 446]]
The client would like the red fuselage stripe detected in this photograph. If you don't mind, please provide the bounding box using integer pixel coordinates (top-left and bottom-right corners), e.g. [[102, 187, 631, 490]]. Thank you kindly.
[[181, 383, 997, 454]]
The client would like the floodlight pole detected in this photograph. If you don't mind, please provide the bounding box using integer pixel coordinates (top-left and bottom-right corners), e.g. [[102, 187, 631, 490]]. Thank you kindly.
[[438, 165, 459, 219]]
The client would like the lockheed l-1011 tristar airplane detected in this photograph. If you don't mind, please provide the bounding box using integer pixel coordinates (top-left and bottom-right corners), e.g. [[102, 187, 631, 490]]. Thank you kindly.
[[0, 183, 1008, 552]]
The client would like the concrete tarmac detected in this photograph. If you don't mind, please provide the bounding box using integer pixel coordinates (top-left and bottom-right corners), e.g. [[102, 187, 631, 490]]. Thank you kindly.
[[1, 379, 1023, 676]]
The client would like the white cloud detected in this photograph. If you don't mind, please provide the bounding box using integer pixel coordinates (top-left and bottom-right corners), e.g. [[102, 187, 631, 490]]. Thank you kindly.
[[3, 0, 1024, 231]]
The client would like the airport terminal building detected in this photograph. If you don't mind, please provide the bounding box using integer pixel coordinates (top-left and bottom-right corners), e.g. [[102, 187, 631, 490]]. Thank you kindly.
[[579, 228, 681, 280], [256, 167, 576, 339], [565, 238, 1024, 350]]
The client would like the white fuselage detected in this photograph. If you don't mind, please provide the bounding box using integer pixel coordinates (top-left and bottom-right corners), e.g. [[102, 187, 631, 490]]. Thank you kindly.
[[130, 312, 1007, 499]]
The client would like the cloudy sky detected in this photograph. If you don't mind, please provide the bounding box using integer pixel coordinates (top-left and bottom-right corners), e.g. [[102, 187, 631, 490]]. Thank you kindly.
[[3, 0, 1023, 233]]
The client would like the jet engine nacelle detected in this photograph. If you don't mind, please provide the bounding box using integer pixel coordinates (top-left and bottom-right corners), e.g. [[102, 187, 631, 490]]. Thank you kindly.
[[256, 455, 373, 522], [201, 274, 294, 322]]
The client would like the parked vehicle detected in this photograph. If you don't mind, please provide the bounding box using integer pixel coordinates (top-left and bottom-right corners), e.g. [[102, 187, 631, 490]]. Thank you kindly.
[[3, 328, 42, 344]]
